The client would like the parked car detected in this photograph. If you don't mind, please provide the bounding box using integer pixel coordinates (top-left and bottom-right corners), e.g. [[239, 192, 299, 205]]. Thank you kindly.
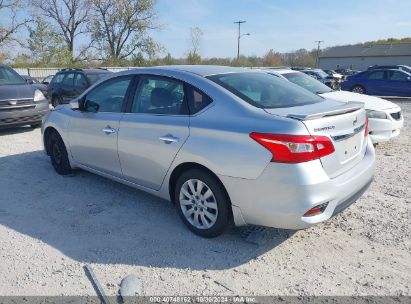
[[267, 69, 404, 144], [335, 68, 361, 77], [42, 66, 375, 237], [368, 65, 411, 74], [21, 75, 49, 99], [41, 75, 54, 85], [301, 69, 338, 89], [341, 68, 411, 97], [0, 64, 49, 128], [49, 68, 112, 107]]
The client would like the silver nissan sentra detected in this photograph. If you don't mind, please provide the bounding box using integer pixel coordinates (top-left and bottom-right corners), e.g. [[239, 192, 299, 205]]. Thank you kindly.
[[42, 65, 375, 237]]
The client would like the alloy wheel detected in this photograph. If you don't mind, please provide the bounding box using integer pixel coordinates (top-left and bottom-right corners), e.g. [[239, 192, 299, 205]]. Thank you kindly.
[[179, 179, 218, 229]]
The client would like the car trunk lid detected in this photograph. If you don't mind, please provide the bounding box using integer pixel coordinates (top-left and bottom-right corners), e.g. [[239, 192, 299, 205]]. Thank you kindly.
[[265, 100, 368, 178]]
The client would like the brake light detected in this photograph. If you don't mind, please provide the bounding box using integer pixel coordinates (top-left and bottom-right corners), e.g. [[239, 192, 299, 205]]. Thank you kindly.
[[303, 202, 329, 217], [364, 117, 369, 137], [250, 133, 335, 163]]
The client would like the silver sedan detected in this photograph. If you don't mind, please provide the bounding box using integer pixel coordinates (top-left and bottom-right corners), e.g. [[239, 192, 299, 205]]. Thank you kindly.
[[42, 66, 375, 237]]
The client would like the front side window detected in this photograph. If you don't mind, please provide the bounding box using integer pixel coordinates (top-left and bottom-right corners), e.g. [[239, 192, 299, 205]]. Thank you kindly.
[[0, 66, 26, 85], [366, 71, 385, 80], [62, 73, 75, 87], [84, 77, 132, 113], [388, 71, 409, 81], [52, 73, 65, 84], [131, 76, 187, 115], [208, 72, 323, 109]]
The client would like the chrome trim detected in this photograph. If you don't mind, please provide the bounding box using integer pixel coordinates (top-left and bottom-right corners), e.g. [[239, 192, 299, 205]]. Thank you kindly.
[[331, 123, 365, 142]]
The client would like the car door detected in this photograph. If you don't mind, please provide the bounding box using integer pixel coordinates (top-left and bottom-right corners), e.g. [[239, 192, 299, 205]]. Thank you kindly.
[[68, 75, 134, 176], [385, 70, 411, 97], [60, 72, 77, 103], [117, 75, 190, 190], [363, 70, 386, 95]]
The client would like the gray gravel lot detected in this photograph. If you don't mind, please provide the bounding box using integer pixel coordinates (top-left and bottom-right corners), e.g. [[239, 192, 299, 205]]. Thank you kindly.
[[0, 103, 410, 296]]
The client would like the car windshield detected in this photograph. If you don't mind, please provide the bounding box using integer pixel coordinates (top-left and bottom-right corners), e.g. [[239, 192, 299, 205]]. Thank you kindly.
[[86, 73, 112, 84], [0, 66, 26, 85], [208, 72, 323, 109], [281, 72, 333, 94]]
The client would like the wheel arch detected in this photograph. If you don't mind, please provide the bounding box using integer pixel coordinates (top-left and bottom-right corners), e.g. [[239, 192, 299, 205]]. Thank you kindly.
[[168, 162, 232, 206]]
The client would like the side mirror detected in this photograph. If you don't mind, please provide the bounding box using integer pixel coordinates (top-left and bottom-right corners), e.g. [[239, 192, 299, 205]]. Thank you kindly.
[[70, 99, 80, 110], [26, 79, 34, 84], [84, 100, 99, 113]]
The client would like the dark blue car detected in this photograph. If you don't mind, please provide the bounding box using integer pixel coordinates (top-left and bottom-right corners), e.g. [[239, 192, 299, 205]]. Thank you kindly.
[[341, 68, 411, 97]]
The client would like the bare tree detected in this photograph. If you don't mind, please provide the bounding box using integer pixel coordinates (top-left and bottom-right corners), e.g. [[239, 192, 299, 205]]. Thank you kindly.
[[32, 0, 90, 59], [0, 0, 30, 47], [89, 0, 159, 61], [189, 26, 203, 56]]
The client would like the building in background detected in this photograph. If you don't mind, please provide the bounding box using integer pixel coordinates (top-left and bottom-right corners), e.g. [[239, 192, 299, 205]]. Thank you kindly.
[[319, 43, 411, 71]]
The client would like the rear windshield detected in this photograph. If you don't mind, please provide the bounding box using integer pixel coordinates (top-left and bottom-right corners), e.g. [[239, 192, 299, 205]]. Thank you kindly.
[[0, 66, 26, 85], [86, 73, 112, 84], [281, 72, 332, 94], [208, 72, 323, 109]]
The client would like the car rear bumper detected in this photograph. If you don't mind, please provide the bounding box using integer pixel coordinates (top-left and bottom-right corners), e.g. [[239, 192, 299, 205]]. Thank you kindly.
[[0, 101, 49, 128], [219, 138, 375, 229], [369, 116, 404, 143]]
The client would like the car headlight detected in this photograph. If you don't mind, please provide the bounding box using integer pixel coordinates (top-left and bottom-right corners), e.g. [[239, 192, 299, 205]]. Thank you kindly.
[[34, 89, 46, 102], [366, 110, 387, 119]]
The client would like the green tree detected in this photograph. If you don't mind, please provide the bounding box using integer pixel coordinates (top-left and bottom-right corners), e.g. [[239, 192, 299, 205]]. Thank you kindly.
[[27, 17, 66, 64], [89, 0, 160, 61]]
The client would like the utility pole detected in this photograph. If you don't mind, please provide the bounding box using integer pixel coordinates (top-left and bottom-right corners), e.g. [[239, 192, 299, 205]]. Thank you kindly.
[[234, 20, 247, 60], [315, 40, 324, 68]]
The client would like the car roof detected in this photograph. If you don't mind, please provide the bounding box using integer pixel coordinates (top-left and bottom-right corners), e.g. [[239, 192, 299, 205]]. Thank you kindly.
[[58, 68, 111, 74], [263, 68, 295, 75], [140, 65, 256, 77]]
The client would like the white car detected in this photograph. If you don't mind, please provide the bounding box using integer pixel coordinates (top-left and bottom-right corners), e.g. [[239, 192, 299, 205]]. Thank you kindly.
[[268, 69, 404, 144]]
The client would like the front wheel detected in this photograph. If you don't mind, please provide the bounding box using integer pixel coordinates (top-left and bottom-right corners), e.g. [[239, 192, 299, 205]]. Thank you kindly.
[[175, 169, 231, 238], [47, 132, 72, 175], [352, 85, 366, 94]]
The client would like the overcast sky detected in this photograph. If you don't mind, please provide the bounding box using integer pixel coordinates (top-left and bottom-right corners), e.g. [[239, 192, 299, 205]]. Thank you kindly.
[[151, 0, 411, 58]]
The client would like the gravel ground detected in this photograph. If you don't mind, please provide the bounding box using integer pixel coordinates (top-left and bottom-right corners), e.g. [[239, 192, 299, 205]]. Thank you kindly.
[[0, 103, 410, 297]]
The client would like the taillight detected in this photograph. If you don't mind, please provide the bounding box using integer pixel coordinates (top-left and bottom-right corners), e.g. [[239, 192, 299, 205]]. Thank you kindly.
[[364, 117, 369, 137], [250, 133, 335, 163]]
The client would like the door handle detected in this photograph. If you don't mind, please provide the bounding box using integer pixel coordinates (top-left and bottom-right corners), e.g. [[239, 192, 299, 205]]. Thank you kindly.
[[102, 126, 116, 134], [159, 134, 179, 144]]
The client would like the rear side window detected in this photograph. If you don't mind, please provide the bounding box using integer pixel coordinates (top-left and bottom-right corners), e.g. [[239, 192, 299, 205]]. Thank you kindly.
[[188, 85, 213, 114], [131, 76, 187, 115], [366, 71, 385, 80], [388, 71, 408, 81], [208, 72, 323, 109]]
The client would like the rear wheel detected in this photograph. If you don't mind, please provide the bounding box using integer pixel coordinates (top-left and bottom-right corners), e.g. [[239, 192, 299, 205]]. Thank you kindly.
[[47, 131, 72, 175], [175, 169, 231, 238], [352, 85, 366, 94]]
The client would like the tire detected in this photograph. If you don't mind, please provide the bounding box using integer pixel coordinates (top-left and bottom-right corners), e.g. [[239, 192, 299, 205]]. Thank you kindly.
[[47, 131, 72, 175], [352, 85, 366, 94], [52, 96, 61, 108], [175, 169, 231, 238]]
